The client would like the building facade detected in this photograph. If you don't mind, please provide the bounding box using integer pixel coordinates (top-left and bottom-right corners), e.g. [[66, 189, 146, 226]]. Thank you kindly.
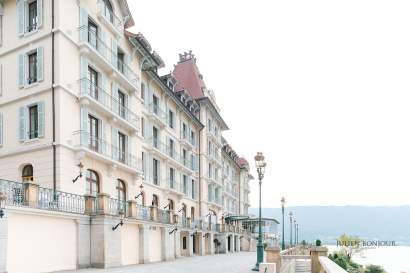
[[0, 1, 253, 272]]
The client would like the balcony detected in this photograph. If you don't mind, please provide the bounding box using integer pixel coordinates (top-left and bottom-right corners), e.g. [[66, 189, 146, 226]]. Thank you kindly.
[[78, 78, 140, 133], [72, 131, 142, 175], [96, 0, 123, 37], [147, 103, 167, 127], [146, 138, 197, 173], [78, 27, 139, 92]]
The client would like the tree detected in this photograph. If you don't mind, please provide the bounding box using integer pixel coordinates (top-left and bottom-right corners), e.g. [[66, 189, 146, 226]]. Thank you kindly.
[[338, 234, 362, 258]]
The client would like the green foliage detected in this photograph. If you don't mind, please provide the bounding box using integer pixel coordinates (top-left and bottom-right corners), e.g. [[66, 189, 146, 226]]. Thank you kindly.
[[301, 240, 307, 246], [315, 239, 321, 246], [364, 265, 385, 273]]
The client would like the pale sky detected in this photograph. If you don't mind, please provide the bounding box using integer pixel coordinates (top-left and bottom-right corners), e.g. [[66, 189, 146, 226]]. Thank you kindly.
[[128, 0, 410, 207]]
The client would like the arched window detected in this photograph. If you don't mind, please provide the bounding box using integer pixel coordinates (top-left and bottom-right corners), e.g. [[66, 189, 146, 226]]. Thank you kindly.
[[191, 207, 195, 220], [22, 164, 33, 182], [152, 194, 159, 207], [168, 199, 174, 211], [102, 0, 114, 23], [116, 179, 126, 201], [86, 169, 99, 196]]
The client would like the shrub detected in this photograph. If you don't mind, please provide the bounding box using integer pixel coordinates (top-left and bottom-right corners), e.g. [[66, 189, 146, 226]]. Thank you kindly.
[[315, 239, 322, 246]]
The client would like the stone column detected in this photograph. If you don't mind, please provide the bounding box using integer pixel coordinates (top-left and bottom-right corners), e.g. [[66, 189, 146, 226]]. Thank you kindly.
[[174, 230, 181, 258], [266, 246, 281, 273], [310, 247, 328, 273], [188, 231, 194, 256], [199, 232, 206, 255], [90, 216, 121, 268], [84, 194, 96, 215], [0, 209, 8, 273], [96, 193, 111, 215], [127, 200, 137, 218], [23, 182, 39, 207], [76, 218, 91, 269], [138, 225, 150, 264], [161, 226, 174, 261]]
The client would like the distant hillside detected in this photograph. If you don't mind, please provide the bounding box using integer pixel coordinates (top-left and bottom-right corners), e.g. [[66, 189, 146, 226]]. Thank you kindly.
[[249, 206, 410, 245]]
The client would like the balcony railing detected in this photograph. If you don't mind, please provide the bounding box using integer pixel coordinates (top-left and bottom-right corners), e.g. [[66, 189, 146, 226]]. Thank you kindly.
[[147, 103, 167, 124], [0, 179, 86, 214], [79, 26, 139, 88], [158, 209, 170, 224], [79, 78, 140, 130], [73, 131, 142, 172]]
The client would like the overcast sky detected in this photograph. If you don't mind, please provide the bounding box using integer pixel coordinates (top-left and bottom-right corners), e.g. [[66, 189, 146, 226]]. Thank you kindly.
[[128, 0, 410, 207]]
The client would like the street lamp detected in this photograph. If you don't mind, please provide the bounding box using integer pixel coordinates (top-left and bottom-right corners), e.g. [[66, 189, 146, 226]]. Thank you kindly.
[[294, 219, 297, 246], [296, 224, 299, 245], [252, 152, 266, 272], [72, 162, 84, 183], [281, 197, 286, 250], [289, 211, 293, 246]]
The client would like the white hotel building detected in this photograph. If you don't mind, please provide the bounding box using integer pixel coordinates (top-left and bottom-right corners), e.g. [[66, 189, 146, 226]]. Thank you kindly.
[[0, 0, 253, 272]]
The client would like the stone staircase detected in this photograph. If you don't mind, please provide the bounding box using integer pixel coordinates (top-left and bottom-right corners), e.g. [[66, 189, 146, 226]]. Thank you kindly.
[[295, 259, 311, 273]]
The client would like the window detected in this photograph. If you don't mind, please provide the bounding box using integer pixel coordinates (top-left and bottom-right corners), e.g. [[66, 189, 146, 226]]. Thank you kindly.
[[208, 119, 212, 132], [88, 114, 99, 151], [168, 199, 174, 211], [28, 51, 37, 84], [152, 95, 159, 114], [28, 105, 38, 139], [207, 141, 211, 155], [152, 194, 159, 207], [86, 169, 99, 196], [169, 138, 174, 158], [208, 163, 212, 178], [118, 90, 126, 118], [182, 123, 187, 139], [182, 237, 187, 250], [87, 66, 98, 99], [190, 130, 195, 145], [27, 1, 38, 32], [141, 83, 146, 101], [153, 158, 159, 185], [117, 49, 125, 73], [88, 19, 98, 49], [168, 110, 174, 128], [102, 0, 114, 24], [141, 117, 145, 137], [118, 131, 126, 163], [191, 179, 195, 199], [152, 126, 158, 148], [22, 164, 33, 182], [191, 207, 195, 220], [117, 179, 126, 201], [169, 167, 175, 189], [182, 175, 187, 194], [182, 149, 187, 165]]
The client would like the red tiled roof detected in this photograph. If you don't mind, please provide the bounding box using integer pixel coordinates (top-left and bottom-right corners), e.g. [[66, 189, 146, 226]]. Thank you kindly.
[[173, 57, 206, 99], [238, 157, 249, 167]]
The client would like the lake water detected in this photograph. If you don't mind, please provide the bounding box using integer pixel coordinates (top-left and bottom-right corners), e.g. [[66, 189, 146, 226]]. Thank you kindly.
[[326, 245, 410, 273]]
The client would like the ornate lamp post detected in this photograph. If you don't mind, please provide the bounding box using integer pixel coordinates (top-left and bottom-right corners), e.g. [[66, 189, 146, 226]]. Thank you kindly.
[[252, 152, 267, 272], [289, 211, 293, 246], [281, 197, 286, 250]]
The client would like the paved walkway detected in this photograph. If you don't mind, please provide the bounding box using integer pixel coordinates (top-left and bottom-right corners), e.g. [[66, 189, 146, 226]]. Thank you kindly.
[[66, 252, 257, 273]]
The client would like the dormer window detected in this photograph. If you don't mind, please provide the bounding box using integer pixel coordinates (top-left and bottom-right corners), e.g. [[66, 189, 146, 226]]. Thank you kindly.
[[168, 80, 174, 91]]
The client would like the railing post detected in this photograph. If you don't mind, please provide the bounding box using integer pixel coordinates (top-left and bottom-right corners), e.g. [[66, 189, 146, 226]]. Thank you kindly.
[[150, 206, 158, 221], [23, 181, 39, 207], [84, 194, 96, 215], [127, 200, 137, 218], [266, 246, 281, 273], [310, 246, 328, 273], [96, 193, 110, 215]]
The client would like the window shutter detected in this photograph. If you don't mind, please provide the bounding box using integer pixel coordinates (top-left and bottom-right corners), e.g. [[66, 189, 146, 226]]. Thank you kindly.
[[80, 57, 88, 94], [79, 8, 88, 42], [18, 54, 25, 87], [0, 112, 3, 146], [112, 82, 119, 114], [111, 38, 117, 67], [80, 107, 89, 145], [19, 106, 27, 141], [37, 101, 45, 138], [99, 30, 106, 58], [101, 120, 107, 155], [99, 72, 106, 106], [37, 47, 44, 82], [17, 0, 25, 35], [37, 0, 43, 28], [111, 127, 118, 160]]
